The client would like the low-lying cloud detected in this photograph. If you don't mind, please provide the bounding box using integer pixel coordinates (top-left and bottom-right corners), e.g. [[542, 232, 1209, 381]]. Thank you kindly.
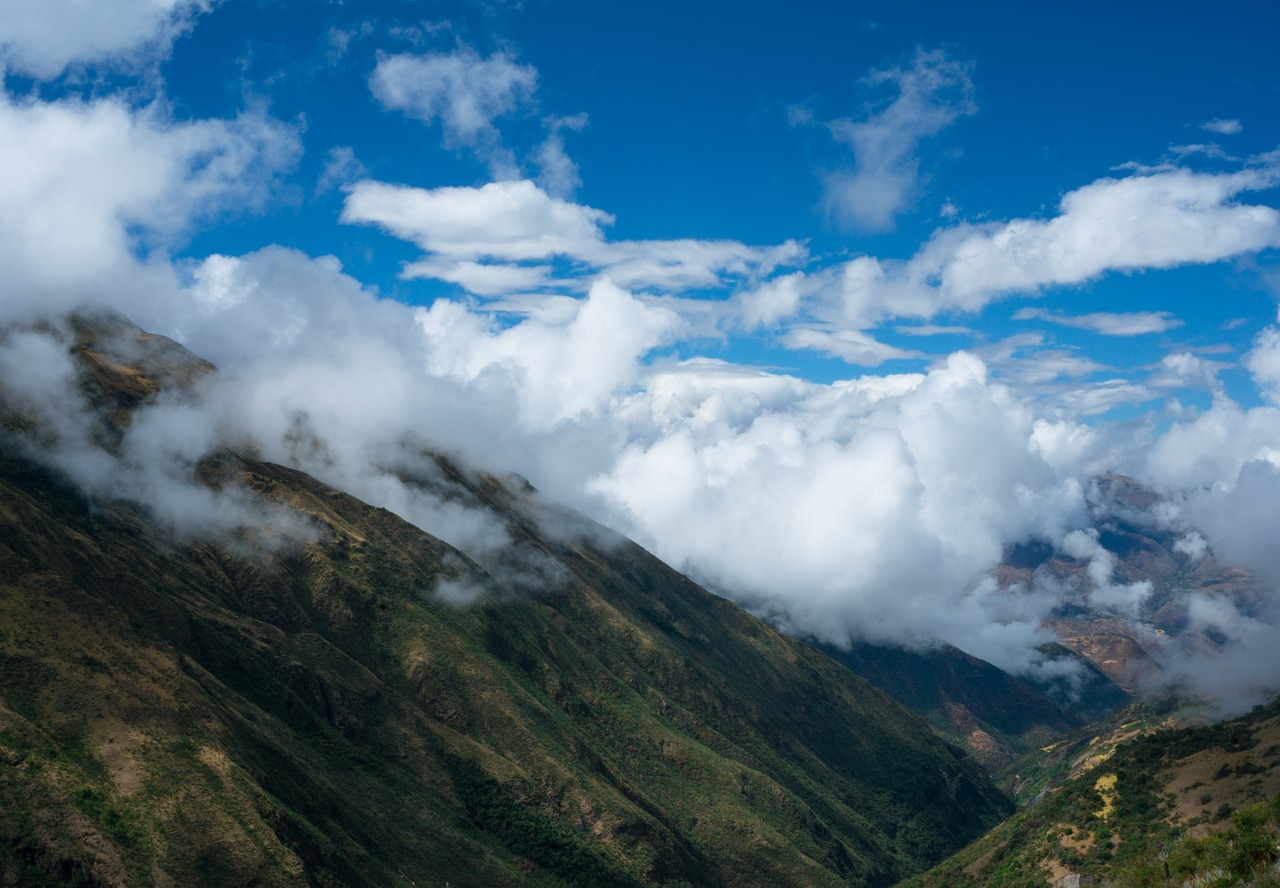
[[2, 8, 1280, 716]]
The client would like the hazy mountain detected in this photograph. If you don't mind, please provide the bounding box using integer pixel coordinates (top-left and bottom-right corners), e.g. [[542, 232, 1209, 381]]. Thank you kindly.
[[0, 312, 1011, 886], [994, 475, 1269, 712]]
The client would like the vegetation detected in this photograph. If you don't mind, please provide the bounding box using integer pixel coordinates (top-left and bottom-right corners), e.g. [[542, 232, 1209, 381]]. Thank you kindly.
[[817, 639, 1086, 773], [905, 700, 1280, 887], [0, 314, 1012, 886]]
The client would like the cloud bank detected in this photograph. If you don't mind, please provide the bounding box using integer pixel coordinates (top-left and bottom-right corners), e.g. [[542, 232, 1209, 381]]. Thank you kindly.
[[1, 8, 1280, 714]]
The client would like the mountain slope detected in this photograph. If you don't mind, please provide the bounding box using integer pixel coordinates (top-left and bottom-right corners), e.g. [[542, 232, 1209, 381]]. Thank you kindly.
[[0, 313, 1011, 887], [905, 699, 1280, 887], [816, 640, 1082, 773]]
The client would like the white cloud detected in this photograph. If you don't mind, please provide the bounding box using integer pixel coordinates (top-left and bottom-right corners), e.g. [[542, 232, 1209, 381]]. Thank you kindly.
[[1202, 118, 1243, 135], [815, 161, 1280, 329], [0, 91, 298, 320], [370, 47, 538, 178], [0, 0, 211, 79], [1058, 379, 1155, 416], [894, 323, 974, 337], [1244, 325, 1280, 404], [316, 145, 368, 194], [1060, 528, 1153, 616], [737, 272, 808, 328], [781, 324, 922, 366], [343, 177, 805, 296], [535, 112, 588, 198], [343, 178, 610, 261], [1174, 531, 1208, 561], [822, 48, 975, 231], [415, 277, 680, 427], [589, 351, 1092, 672], [1013, 307, 1184, 336], [1148, 351, 1225, 393]]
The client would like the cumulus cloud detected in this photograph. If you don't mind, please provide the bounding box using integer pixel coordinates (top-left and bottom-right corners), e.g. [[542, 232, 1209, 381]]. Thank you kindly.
[[0, 90, 298, 319], [370, 47, 538, 178], [0, 0, 211, 79], [1012, 307, 1184, 336], [587, 351, 1095, 673], [822, 48, 975, 231], [1244, 324, 1280, 404]]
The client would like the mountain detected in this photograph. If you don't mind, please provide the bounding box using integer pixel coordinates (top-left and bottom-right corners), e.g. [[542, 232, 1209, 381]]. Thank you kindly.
[[0, 312, 1012, 887], [996, 475, 1264, 699], [905, 698, 1280, 887], [815, 640, 1082, 774]]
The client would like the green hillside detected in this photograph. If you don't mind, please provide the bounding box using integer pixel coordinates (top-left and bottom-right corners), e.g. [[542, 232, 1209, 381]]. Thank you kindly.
[[906, 700, 1280, 887], [817, 640, 1083, 773], [0, 313, 1011, 886]]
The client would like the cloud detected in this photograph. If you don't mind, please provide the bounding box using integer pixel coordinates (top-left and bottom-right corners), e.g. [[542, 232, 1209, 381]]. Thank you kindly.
[[812, 160, 1280, 329], [588, 351, 1096, 673], [1202, 118, 1243, 135], [977, 339, 1108, 386], [894, 323, 974, 337], [343, 177, 805, 295], [1244, 325, 1280, 404], [821, 48, 975, 231], [781, 324, 923, 366], [1148, 351, 1225, 394], [0, 90, 298, 320], [370, 47, 538, 178], [0, 319, 313, 548], [1060, 528, 1153, 616], [535, 112, 588, 198], [316, 145, 368, 194], [1013, 307, 1184, 336], [0, 0, 211, 79], [414, 276, 680, 427], [344, 178, 609, 261]]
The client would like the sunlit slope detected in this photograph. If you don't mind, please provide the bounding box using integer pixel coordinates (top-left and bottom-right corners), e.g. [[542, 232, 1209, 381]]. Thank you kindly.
[[0, 314, 1010, 887], [905, 700, 1280, 887]]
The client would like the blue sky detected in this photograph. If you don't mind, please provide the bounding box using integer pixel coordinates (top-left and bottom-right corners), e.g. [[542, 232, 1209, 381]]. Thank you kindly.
[[143, 0, 1280, 401], [3, 0, 1280, 698]]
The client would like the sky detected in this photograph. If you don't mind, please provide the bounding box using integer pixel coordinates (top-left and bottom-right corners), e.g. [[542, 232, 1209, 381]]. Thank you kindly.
[[1, 0, 1280, 709]]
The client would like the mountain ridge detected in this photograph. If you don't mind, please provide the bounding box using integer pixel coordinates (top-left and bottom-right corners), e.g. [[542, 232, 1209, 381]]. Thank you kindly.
[[0, 311, 1011, 886]]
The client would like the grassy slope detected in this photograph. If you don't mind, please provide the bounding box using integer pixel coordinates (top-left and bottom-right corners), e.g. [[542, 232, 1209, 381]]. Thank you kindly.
[[0, 314, 1011, 887], [904, 700, 1280, 887]]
